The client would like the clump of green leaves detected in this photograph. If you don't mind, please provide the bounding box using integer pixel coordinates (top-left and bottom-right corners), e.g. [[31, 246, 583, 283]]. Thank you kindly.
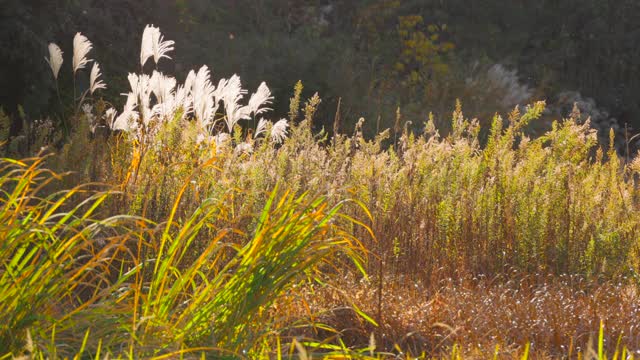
[[0, 150, 369, 358]]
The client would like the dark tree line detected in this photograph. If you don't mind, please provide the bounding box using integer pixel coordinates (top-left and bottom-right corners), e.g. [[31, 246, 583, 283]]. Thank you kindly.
[[2, 0, 639, 135]]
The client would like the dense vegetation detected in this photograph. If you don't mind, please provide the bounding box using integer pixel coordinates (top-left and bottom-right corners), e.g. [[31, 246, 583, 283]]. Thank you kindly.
[[2, 5, 640, 360], [4, 1, 640, 140]]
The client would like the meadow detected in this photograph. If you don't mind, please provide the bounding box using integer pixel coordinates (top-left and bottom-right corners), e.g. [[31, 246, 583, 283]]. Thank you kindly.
[[1, 26, 640, 359]]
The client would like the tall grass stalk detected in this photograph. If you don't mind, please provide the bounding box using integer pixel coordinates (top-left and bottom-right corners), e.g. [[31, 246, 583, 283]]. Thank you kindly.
[[0, 155, 132, 353]]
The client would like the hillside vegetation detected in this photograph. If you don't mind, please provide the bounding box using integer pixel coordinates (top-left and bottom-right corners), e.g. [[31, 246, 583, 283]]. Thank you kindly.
[[1, 24, 639, 359]]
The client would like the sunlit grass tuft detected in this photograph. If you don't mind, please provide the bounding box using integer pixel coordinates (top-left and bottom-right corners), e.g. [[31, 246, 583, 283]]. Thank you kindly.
[[0, 154, 132, 354], [0, 153, 370, 358]]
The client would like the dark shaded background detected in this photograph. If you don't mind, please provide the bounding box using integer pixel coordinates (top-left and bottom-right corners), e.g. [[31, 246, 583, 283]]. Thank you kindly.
[[2, 0, 640, 137]]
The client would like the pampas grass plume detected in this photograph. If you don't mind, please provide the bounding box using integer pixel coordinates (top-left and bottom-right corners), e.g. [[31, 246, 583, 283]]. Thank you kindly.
[[45, 43, 63, 80], [72, 32, 93, 74], [271, 118, 289, 144], [89, 62, 106, 94], [140, 25, 175, 67], [255, 118, 269, 136], [246, 82, 273, 116]]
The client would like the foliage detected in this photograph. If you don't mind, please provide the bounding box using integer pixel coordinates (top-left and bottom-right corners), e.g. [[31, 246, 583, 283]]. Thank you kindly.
[[0, 155, 130, 352], [25, 89, 638, 356], [394, 15, 454, 88], [28, 28, 638, 277], [3, 13, 640, 358], [6, 1, 640, 140], [0, 154, 368, 358]]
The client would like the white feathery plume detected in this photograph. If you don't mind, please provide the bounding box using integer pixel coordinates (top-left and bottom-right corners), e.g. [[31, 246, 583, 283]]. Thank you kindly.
[[192, 65, 218, 129], [212, 78, 228, 98], [210, 77, 229, 118], [112, 93, 139, 132], [104, 108, 117, 126], [184, 69, 196, 93], [45, 43, 63, 80], [255, 118, 270, 136], [181, 70, 197, 119], [72, 32, 93, 74], [124, 90, 138, 108], [128, 73, 152, 123], [149, 70, 160, 98], [221, 74, 248, 132], [271, 118, 289, 144], [127, 73, 138, 93], [128, 73, 145, 99], [150, 72, 179, 120], [89, 62, 106, 94], [151, 27, 175, 65], [149, 70, 176, 104], [223, 74, 246, 105], [174, 85, 192, 119], [151, 101, 171, 120], [246, 82, 273, 116], [140, 25, 175, 67], [191, 66, 210, 121], [140, 25, 154, 67]]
